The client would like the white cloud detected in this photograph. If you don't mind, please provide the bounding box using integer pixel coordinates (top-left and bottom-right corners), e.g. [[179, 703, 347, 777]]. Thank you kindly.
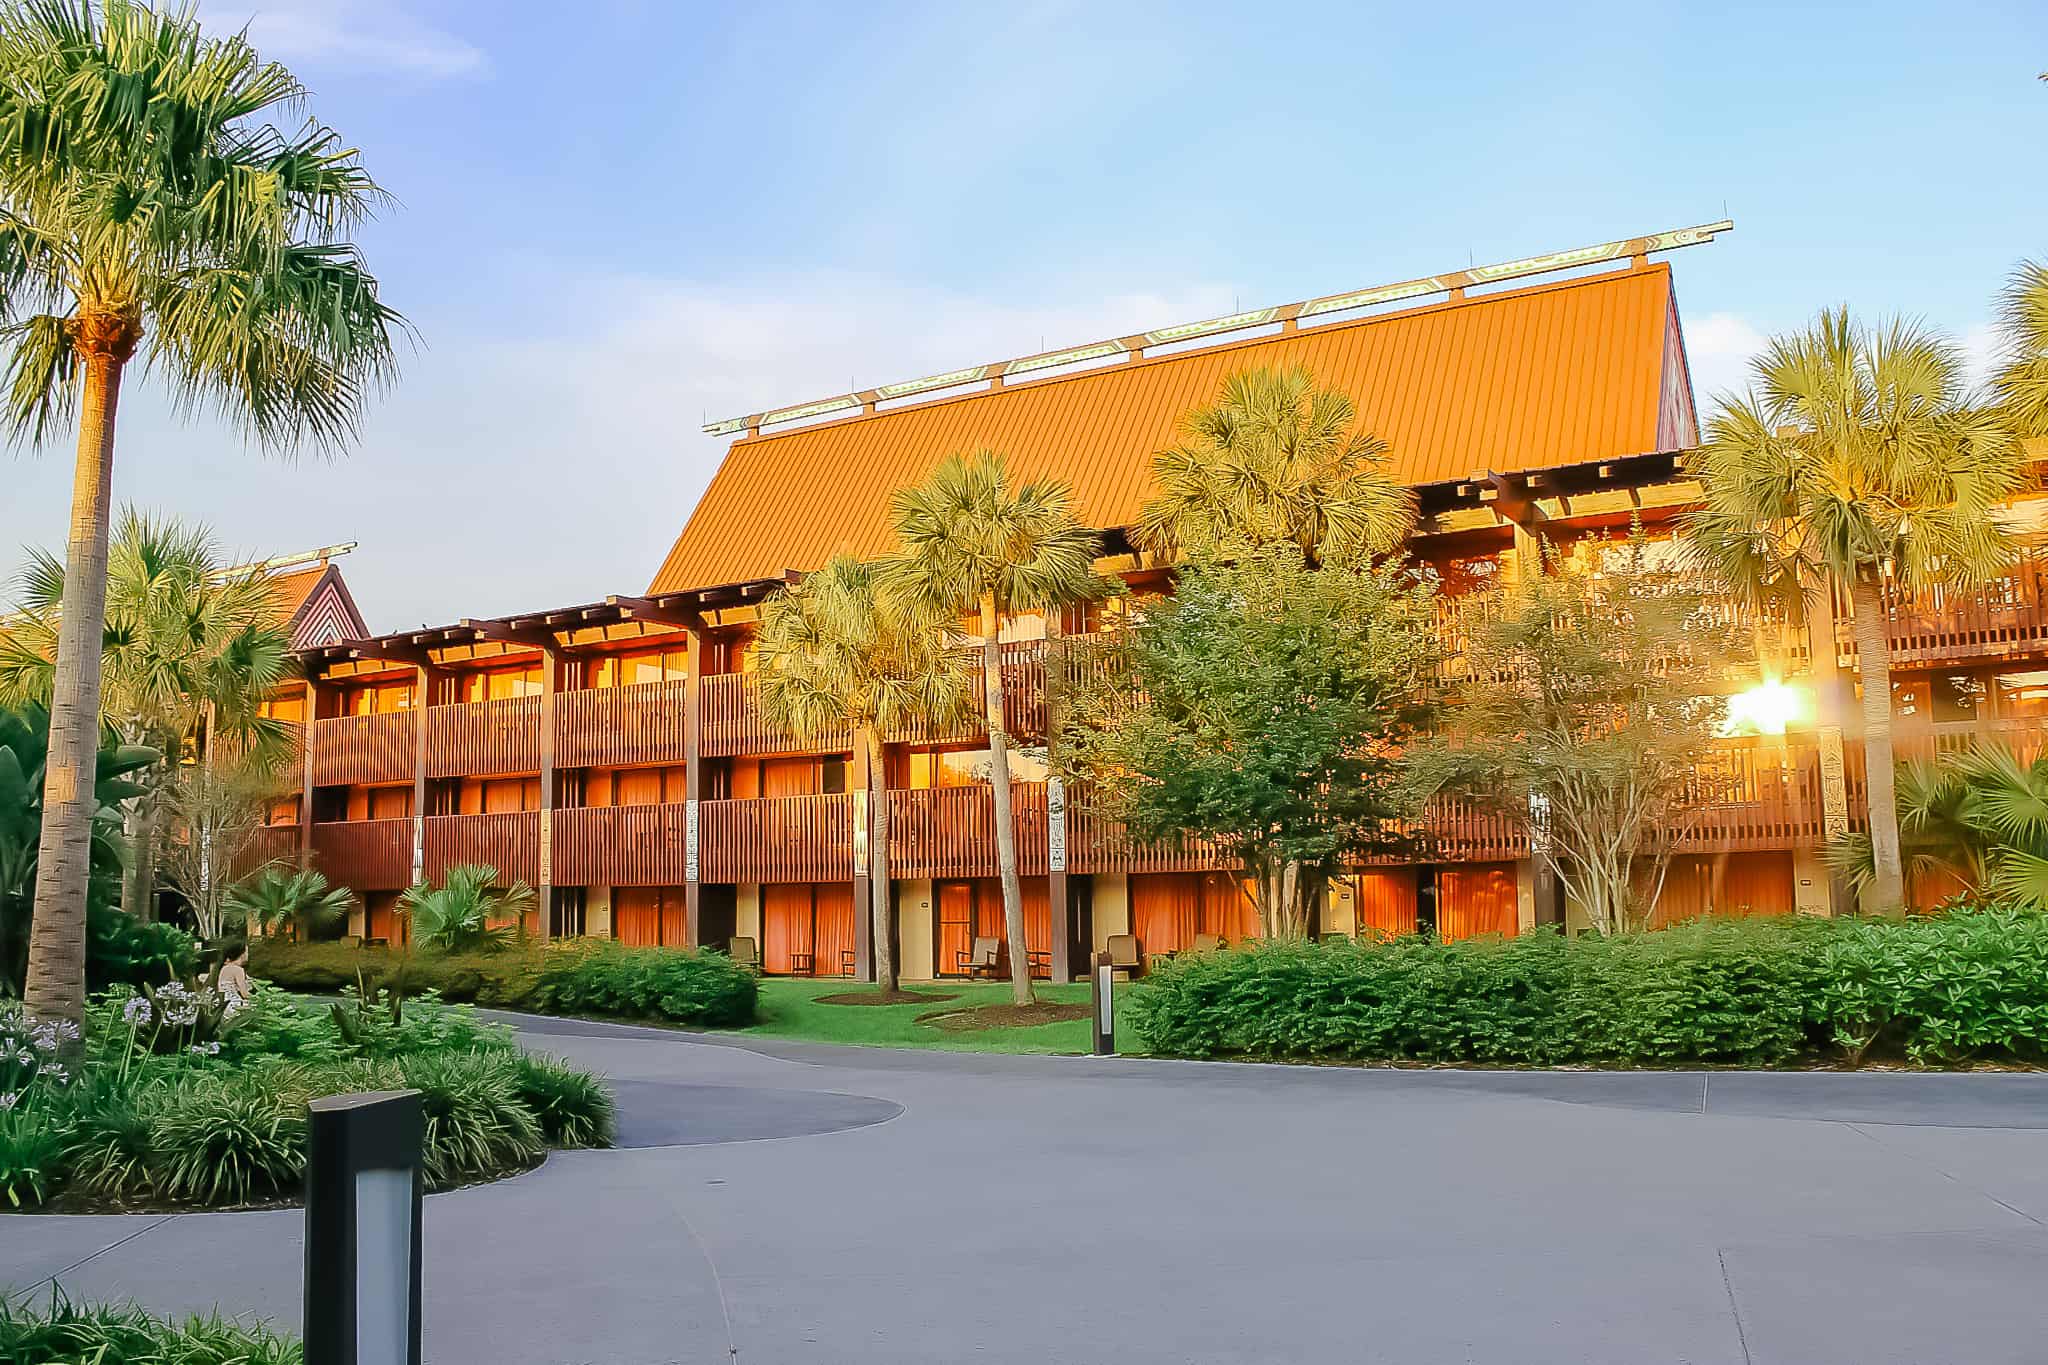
[[1683, 312, 1769, 405], [1959, 322, 2003, 395], [199, 2, 483, 78]]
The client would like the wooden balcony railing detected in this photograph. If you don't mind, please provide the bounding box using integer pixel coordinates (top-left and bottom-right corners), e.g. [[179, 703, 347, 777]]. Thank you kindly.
[[888, 783, 1048, 880], [698, 673, 853, 757], [309, 712, 414, 787], [557, 678, 690, 768], [1857, 549, 2048, 667], [700, 793, 854, 884], [1067, 805, 1233, 875], [423, 811, 540, 885], [426, 697, 540, 778], [232, 824, 302, 880], [886, 643, 1049, 744], [553, 803, 690, 887], [312, 818, 413, 891]]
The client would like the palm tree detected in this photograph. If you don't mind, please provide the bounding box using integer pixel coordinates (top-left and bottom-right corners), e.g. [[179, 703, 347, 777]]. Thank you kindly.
[[2, 511, 295, 923], [756, 555, 972, 992], [1826, 742, 2048, 912], [0, 0, 405, 1030], [1992, 260, 2048, 440], [885, 451, 1100, 1004], [225, 865, 354, 943], [1686, 310, 2022, 912], [1136, 365, 1414, 566]]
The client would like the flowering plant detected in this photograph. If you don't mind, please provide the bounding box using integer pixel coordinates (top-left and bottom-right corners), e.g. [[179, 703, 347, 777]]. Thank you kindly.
[[0, 1004, 79, 1109]]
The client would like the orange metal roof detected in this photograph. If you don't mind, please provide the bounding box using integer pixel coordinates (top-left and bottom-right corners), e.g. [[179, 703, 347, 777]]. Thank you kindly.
[[265, 566, 328, 621], [651, 263, 1694, 593]]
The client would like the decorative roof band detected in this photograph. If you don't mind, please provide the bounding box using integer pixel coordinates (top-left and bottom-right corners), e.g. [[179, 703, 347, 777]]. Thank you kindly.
[[703, 219, 1733, 437]]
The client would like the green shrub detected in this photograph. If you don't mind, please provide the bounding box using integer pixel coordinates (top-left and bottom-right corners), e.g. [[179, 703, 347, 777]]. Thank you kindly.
[[395, 1052, 545, 1189], [0, 1108, 68, 1209], [248, 941, 546, 1008], [86, 906, 200, 989], [1129, 908, 2047, 1068], [146, 1077, 307, 1206], [0, 1295, 301, 1365], [59, 1077, 156, 1203], [533, 942, 758, 1027], [511, 1051, 615, 1148]]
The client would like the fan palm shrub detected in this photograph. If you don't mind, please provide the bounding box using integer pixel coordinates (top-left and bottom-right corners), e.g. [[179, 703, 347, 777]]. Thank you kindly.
[[756, 554, 971, 991], [398, 864, 535, 953], [227, 866, 354, 943], [0, 0, 405, 1033], [1686, 310, 2024, 911], [1829, 742, 2048, 912], [1993, 259, 2048, 439], [884, 450, 1101, 1003]]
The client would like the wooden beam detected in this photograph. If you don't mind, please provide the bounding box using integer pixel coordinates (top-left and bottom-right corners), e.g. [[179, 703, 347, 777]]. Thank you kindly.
[[459, 618, 558, 652], [606, 595, 705, 630], [536, 645, 558, 940]]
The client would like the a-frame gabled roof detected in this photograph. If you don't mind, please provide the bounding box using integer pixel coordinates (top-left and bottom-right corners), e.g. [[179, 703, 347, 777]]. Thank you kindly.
[[651, 261, 1698, 593], [266, 561, 369, 649]]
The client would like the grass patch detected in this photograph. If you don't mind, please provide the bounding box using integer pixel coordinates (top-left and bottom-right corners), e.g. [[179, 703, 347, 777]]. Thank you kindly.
[[736, 979, 1135, 1054]]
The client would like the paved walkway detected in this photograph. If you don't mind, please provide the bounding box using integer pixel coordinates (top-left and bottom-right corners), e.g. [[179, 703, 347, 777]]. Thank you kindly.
[[7, 1018, 2048, 1364]]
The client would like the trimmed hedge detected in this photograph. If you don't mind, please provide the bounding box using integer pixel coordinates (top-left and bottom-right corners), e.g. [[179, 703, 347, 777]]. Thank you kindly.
[[249, 939, 759, 1028], [1128, 906, 2048, 1067]]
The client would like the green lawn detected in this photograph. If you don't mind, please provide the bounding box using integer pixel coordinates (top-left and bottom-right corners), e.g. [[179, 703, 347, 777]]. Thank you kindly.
[[730, 978, 1140, 1054]]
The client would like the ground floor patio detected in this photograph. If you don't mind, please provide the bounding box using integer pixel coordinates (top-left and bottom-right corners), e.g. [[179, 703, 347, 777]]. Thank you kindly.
[[9, 1019, 2047, 1364]]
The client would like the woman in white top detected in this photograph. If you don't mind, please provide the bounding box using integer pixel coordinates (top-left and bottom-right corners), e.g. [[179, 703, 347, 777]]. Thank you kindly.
[[216, 942, 254, 1006]]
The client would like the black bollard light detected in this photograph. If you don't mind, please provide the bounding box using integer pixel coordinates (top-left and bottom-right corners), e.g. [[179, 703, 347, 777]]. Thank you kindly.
[[305, 1090, 425, 1365], [1091, 950, 1116, 1055]]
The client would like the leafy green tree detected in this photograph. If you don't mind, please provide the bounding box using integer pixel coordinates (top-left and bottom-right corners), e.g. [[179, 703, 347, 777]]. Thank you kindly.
[[885, 450, 1101, 1003], [1993, 259, 2048, 439], [226, 866, 355, 944], [155, 753, 281, 942], [1135, 364, 1413, 566], [755, 555, 971, 993], [1419, 537, 1746, 936], [1685, 310, 2023, 912], [2, 511, 296, 922], [399, 865, 536, 953], [0, 704, 150, 990], [0, 0, 405, 1031], [1060, 548, 1438, 938]]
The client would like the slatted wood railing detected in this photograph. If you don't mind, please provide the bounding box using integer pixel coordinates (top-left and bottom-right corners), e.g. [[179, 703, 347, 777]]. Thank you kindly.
[[697, 673, 853, 757], [1066, 805, 1234, 875], [556, 679, 691, 768], [232, 824, 302, 880], [308, 712, 415, 786], [700, 793, 854, 884], [312, 818, 413, 891], [422, 811, 540, 884], [552, 803, 689, 887], [426, 697, 540, 778], [887, 783, 1048, 879]]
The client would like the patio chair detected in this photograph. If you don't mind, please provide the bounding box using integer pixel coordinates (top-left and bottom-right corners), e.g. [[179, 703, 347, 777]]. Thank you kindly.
[[840, 949, 858, 977], [1106, 933, 1143, 978], [1191, 932, 1222, 955], [1027, 949, 1052, 980], [788, 949, 816, 977], [727, 936, 761, 972], [956, 936, 1002, 980]]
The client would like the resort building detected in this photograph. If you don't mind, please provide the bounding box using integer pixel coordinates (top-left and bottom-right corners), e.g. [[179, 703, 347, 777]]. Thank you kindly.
[[282, 223, 2048, 978]]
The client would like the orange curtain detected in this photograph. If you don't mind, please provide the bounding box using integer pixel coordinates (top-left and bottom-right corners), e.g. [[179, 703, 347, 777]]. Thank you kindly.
[[1650, 854, 1796, 927], [968, 878, 1052, 974], [762, 759, 816, 798], [1132, 874, 1201, 956], [1198, 873, 1260, 942], [658, 888, 689, 946], [615, 768, 662, 807], [614, 887, 660, 947], [1437, 864, 1518, 942], [762, 883, 815, 974], [812, 884, 855, 977], [366, 893, 408, 948], [1355, 870, 1419, 939], [937, 882, 974, 975], [1910, 864, 1971, 913]]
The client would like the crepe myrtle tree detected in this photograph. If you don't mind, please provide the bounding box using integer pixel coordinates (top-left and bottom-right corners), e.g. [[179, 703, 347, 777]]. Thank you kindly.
[[0, 0, 405, 1033]]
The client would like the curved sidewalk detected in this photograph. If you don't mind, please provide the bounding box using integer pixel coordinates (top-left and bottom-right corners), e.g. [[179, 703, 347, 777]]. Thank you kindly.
[[6, 1017, 2047, 1364]]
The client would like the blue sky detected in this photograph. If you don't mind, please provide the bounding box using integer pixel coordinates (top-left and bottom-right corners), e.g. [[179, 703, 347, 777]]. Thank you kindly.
[[7, 0, 2046, 629]]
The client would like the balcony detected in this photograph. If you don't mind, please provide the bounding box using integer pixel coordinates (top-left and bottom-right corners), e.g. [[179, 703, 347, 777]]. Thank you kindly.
[[887, 783, 1049, 880], [232, 824, 302, 880], [699, 793, 854, 884], [423, 811, 540, 884], [309, 712, 414, 787], [1862, 549, 2048, 668], [557, 678, 690, 768], [553, 803, 690, 887], [312, 818, 413, 890], [427, 697, 540, 778], [1067, 805, 1233, 875]]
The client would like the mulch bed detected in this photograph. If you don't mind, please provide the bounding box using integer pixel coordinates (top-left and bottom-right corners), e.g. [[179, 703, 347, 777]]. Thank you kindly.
[[814, 989, 960, 1006], [915, 1002, 1091, 1032]]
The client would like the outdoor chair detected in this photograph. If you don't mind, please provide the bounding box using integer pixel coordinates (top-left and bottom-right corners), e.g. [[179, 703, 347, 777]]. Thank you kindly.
[[1106, 934, 1143, 978], [956, 936, 1002, 980], [788, 950, 816, 976], [1027, 949, 1052, 980], [1191, 932, 1222, 955], [728, 936, 761, 972], [840, 949, 858, 977]]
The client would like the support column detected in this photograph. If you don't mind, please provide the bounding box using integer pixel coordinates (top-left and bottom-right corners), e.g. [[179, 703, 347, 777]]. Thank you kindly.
[[535, 646, 558, 939], [1045, 607, 1072, 979], [1804, 588, 1853, 914], [1509, 518, 1563, 928], [409, 664, 438, 889], [851, 731, 875, 983], [682, 625, 704, 949]]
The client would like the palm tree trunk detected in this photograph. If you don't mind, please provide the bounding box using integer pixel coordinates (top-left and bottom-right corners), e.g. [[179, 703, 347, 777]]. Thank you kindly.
[[867, 725, 896, 993], [1849, 575, 1907, 914], [26, 315, 138, 1036], [980, 595, 1032, 1006], [129, 787, 160, 923]]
